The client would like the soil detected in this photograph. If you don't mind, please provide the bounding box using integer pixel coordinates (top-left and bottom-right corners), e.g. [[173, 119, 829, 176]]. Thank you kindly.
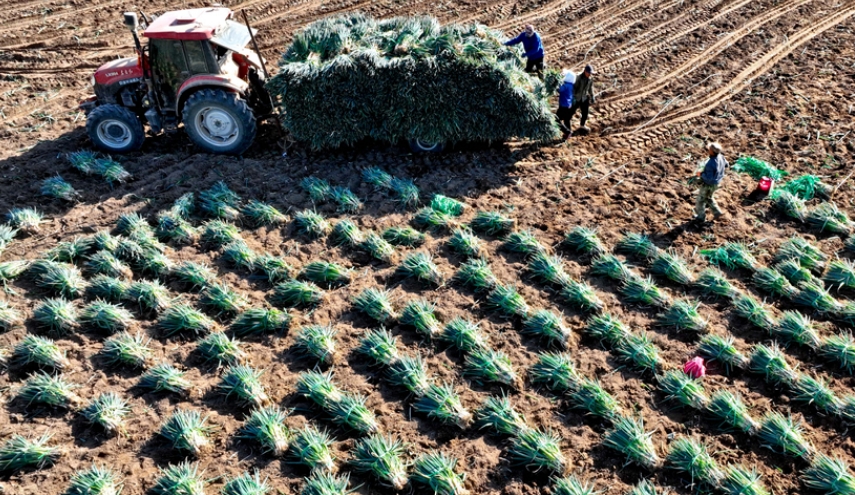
[[1, 0, 855, 494]]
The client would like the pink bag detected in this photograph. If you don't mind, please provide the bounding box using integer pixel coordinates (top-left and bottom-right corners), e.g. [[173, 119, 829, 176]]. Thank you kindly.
[[683, 357, 706, 379]]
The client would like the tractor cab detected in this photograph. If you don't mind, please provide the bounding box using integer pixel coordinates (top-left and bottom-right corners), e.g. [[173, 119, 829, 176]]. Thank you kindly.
[[81, 8, 273, 155]]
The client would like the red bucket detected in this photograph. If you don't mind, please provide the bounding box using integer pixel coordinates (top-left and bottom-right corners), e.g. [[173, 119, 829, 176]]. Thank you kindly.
[[758, 177, 775, 193]]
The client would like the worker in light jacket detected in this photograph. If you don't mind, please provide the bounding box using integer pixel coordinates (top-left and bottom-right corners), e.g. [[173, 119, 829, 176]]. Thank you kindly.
[[556, 70, 575, 139], [505, 24, 545, 76], [694, 142, 729, 223], [565, 64, 595, 132]]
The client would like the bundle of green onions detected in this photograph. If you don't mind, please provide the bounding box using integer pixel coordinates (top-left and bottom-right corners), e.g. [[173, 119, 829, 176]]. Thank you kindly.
[[807, 203, 853, 236], [772, 190, 808, 222], [731, 156, 787, 181], [268, 14, 560, 150], [776, 174, 832, 201], [774, 237, 827, 273], [355, 330, 472, 428], [296, 371, 378, 434]]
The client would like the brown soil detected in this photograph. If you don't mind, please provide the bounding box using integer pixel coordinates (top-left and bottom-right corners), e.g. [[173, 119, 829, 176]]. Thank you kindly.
[[1, 0, 855, 494]]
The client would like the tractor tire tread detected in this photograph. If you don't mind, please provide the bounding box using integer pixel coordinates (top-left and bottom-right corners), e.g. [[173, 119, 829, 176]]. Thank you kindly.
[[85, 104, 145, 153]]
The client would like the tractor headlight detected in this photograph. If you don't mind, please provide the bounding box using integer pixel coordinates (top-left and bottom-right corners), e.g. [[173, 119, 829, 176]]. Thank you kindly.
[[89, 75, 96, 88]]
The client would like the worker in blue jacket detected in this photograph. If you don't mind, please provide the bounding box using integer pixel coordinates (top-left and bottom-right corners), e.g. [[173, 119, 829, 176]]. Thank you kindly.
[[556, 70, 575, 139], [505, 24, 544, 76]]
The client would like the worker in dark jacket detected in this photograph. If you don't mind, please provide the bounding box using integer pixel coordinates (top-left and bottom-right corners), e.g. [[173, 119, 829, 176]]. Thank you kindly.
[[694, 142, 728, 222], [565, 64, 595, 132], [556, 70, 575, 138], [505, 24, 545, 76]]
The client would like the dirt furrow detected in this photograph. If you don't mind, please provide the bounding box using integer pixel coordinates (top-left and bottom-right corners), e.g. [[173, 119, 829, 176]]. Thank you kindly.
[[599, 0, 754, 71], [491, 0, 582, 30], [614, 1, 855, 135], [596, 0, 813, 116], [0, 0, 126, 38], [546, 0, 686, 60]]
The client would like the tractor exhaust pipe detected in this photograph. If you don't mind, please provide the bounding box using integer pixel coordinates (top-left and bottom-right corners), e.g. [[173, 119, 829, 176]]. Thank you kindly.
[[123, 11, 162, 127]]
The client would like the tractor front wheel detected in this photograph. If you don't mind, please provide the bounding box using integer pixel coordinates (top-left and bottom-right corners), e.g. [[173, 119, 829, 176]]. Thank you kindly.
[[182, 89, 256, 155], [86, 104, 145, 153]]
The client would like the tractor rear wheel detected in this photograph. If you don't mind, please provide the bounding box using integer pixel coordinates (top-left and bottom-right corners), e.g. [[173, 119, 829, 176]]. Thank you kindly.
[[86, 104, 145, 153], [182, 89, 256, 155]]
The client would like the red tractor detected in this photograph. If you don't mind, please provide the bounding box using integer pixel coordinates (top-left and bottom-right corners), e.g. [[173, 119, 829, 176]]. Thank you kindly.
[[80, 8, 273, 155]]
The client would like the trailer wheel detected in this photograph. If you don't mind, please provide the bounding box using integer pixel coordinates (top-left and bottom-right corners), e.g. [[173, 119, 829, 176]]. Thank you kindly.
[[86, 104, 145, 153], [182, 89, 256, 155], [409, 138, 445, 153]]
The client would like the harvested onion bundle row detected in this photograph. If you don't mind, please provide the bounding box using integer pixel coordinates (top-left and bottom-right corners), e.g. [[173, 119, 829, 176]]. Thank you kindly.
[[584, 313, 663, 375], [237, 406, 291, 456], [529, 352, 622, 422], [564, 226, 607, 257], [774, 237, 827, 274], [396, 298, 519, 387], [602, 416, 660, 470], [350, 434, 410, 490], [356, 329, 472, 428], [296, 371, 378, 435], [0, 433, 62, 474], [649, 250, 695, 286], [615, 233, 660, 260]]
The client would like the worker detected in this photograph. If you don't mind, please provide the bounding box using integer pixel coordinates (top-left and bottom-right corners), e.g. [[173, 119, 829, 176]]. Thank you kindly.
[[556, 69, 575, 139], [694, 142, 728, 223], [565, 64, 595, 133], [505, 24, 544, 76]]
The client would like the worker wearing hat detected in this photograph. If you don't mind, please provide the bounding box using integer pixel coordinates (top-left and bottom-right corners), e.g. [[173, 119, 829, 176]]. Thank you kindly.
[[556, 69, 576, 139], [505, 24, 545, 76], [693, 142, 728, 223], [565, 64, 596, 134]]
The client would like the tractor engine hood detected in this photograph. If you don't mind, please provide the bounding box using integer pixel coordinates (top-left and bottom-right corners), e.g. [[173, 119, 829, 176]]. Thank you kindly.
[[94, 57, 144, 87]]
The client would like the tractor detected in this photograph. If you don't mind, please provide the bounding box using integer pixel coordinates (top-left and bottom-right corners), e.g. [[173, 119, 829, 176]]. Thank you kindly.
[[80, 8, 273, 155]]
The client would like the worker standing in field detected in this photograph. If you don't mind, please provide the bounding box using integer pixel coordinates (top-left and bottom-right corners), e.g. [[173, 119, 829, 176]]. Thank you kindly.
[[505, 24, 545, 76], [557, 70, 575, 139], [565, 64, 595, 133], [694, 142, 728, 223]]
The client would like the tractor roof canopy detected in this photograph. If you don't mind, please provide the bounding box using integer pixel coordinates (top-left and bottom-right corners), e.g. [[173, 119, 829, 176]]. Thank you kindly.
[[143, 7, 233, 40]]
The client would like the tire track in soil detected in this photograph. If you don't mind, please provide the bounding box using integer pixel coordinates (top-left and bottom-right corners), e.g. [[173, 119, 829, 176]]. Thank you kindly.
[[454, 3, 511, 25], [545, 0, 686, 57], [560, 0, 728, 63], [0, 0, 76, 25], [489, 0, 579, 29], [611, 1, 855, 140], [512, 0, 645, 38], [588, 2, 855, 161], [598, 0, 751, 69], [484, 0, 663, 64], [602, 0, 727, 50], [482, 0, 607, 42], [1, 87, 76, 124], [0, 0, 125, 38], [542, 0, 667, 42], [248, 0, 395, 27], [0, 0, 266, 46], [595, 0, 814, 118]]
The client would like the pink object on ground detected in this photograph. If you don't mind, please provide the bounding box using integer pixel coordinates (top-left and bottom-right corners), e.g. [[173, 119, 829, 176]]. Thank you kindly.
[[684, 357, 706, 379], [758, 177, 775, 193]]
